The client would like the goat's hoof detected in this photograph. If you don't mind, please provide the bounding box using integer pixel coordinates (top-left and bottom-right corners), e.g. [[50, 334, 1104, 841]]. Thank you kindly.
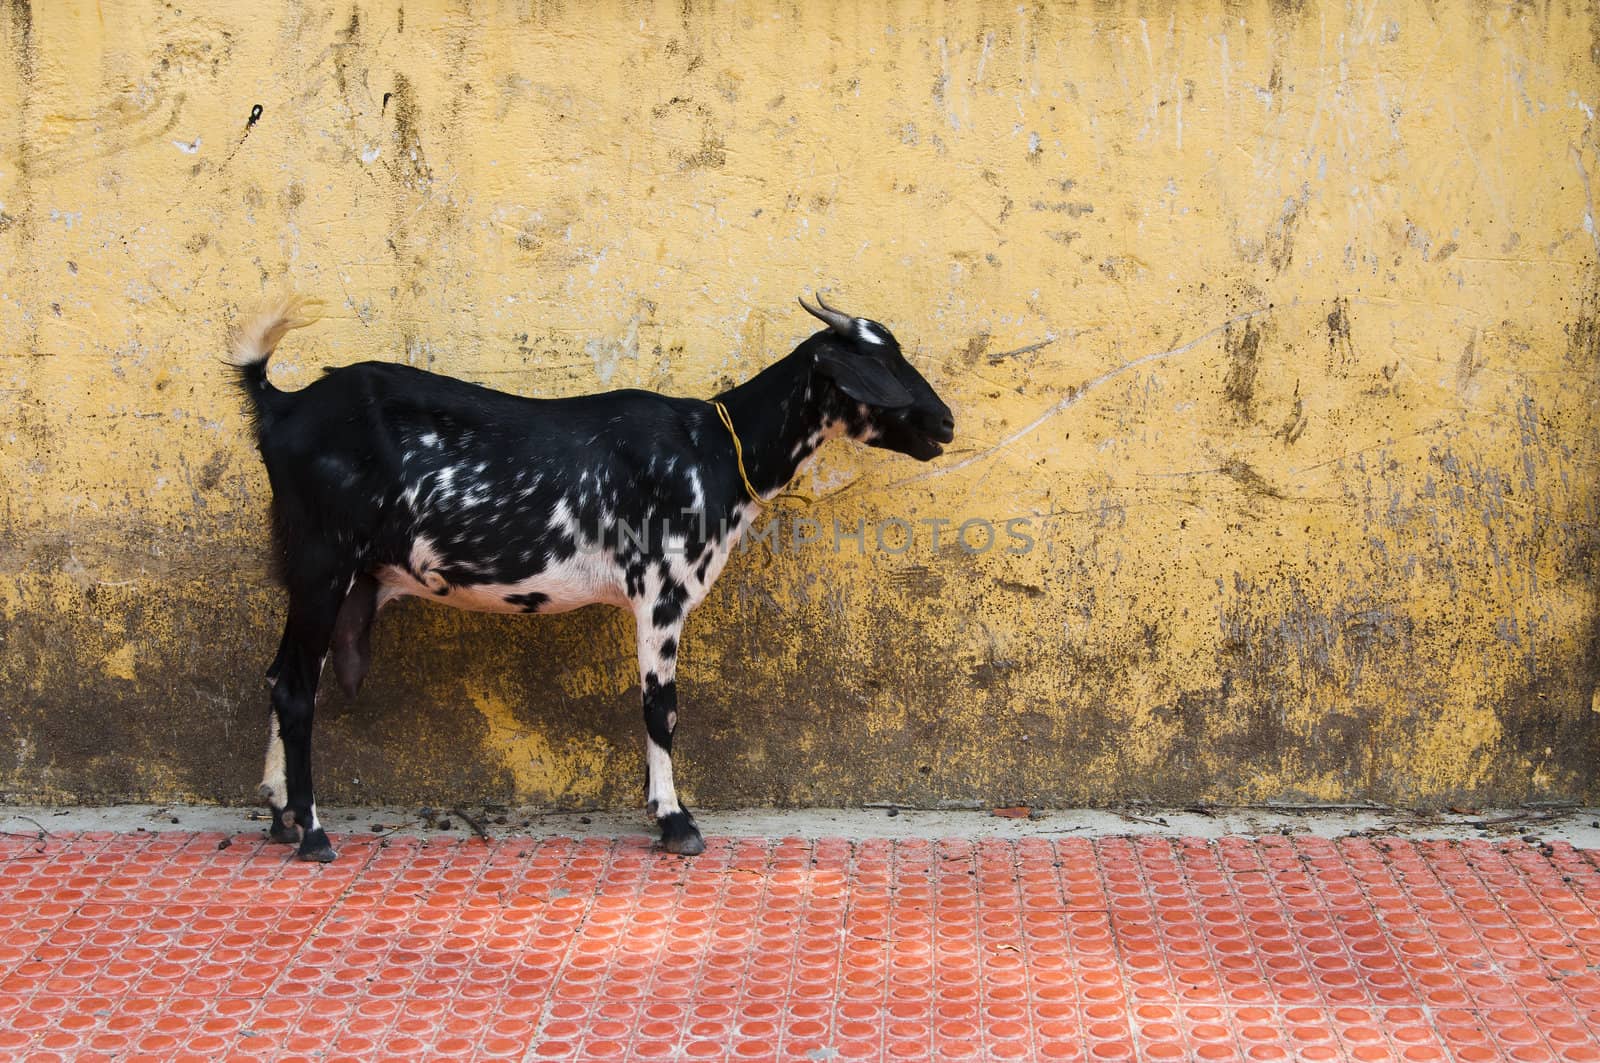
[[666, 832, 705, 856], [296, 830, 337, 863], [267, 808, 300, 844], [658, 811, 705, 856]]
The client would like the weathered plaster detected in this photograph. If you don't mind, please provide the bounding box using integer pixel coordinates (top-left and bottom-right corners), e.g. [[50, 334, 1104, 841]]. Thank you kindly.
[[1, 0, 1597, 808]]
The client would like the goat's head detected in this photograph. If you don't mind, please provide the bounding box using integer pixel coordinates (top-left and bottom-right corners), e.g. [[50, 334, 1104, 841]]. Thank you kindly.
[[799, 294, 955, 461]]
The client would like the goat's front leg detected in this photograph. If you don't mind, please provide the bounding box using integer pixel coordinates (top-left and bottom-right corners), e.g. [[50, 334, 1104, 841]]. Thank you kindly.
[[634, 605, 703, 855]]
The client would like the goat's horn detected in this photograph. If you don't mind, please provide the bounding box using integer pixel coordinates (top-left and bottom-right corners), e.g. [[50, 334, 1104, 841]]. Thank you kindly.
[[814, 292, 852, 318], [799, 293, 854, 336]]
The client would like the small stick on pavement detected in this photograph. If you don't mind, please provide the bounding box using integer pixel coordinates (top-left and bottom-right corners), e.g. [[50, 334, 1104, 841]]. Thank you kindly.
[[1471, 810, 1562, 828], [1114, 810, 1169, 827], [450, 807, 491, 841], [14, 816, 52, 840]]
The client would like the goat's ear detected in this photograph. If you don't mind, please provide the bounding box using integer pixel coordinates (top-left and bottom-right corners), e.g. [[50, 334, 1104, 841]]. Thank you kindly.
[[815, 348, 915, 409]]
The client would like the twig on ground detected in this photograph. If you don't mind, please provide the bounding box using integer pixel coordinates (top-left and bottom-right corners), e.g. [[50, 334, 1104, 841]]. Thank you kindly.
[[1242, 802, 1393, 813], [12, 816, 52, 839], [1114, 811, 1169, 827], [2, 816, 51, 851], [1471, 810, 1563, 828], [450, 807, 491, 841], [1, 830, 48, 847], [369, 819, 420, 837]]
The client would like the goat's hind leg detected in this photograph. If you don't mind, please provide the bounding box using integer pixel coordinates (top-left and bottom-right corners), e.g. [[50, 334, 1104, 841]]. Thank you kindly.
[[266, 571, 349, 862], [260, 571, 374, 854], [260, 710, 299, 845], [261, 624, 299, 845]]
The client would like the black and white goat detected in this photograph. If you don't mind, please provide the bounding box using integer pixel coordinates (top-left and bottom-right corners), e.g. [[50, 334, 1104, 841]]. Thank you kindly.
[[229, 293, 954, 861]]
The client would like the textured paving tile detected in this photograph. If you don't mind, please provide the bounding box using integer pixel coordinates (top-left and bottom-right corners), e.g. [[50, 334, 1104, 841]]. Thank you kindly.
[[2, 831, 1599, 1060]]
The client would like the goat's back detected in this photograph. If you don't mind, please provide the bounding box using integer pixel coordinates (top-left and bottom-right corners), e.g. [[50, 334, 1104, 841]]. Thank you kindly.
[[250, 360, 734, 596]]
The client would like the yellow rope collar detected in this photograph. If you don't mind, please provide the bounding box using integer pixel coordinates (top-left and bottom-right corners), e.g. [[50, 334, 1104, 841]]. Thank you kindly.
[[712, 400, 766, 507]]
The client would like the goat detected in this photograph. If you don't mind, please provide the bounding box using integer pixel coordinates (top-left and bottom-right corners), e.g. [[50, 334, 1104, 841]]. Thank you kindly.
[[228, 293, 955, 861]]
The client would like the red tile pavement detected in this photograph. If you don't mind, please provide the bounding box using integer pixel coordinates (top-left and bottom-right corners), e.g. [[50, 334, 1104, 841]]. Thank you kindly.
[[2, 831, 1600, 1061]]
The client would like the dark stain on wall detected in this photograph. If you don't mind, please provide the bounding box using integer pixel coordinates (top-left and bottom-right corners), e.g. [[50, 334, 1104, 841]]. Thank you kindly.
[[1219, 456, 1283, 500], [674, 133, 726, 171], [195, 450, 229, 492], [0, 549, 635, 807], [333, 7, 361, 100], [1275, 383, 1307, 445], [1222, 319, 1262, 419], [3, 519, 1599, 810], [1327, 296, 1357, 370], [3, 0, 32, 77], [1267, 195, 1302, 276], [3, 0, 36, 261], [388, 73, 430, 188], [1568, 288, 1600, 368], [1269, 0, 1307, 28]]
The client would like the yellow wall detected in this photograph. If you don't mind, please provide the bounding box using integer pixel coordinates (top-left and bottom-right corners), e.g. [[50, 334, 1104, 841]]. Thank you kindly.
[[2, 0, 1597, 808]]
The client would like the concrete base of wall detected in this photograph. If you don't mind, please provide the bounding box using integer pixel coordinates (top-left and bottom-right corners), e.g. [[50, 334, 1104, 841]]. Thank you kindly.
[[5, 802, 1596, 847]]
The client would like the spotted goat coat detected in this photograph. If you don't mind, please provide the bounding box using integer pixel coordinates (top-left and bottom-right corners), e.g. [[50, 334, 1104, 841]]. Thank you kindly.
[[230, 294, 955, 860]]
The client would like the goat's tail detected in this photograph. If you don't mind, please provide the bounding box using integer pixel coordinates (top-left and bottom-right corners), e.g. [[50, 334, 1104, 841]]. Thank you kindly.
[[227, 293, 324, 429]]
